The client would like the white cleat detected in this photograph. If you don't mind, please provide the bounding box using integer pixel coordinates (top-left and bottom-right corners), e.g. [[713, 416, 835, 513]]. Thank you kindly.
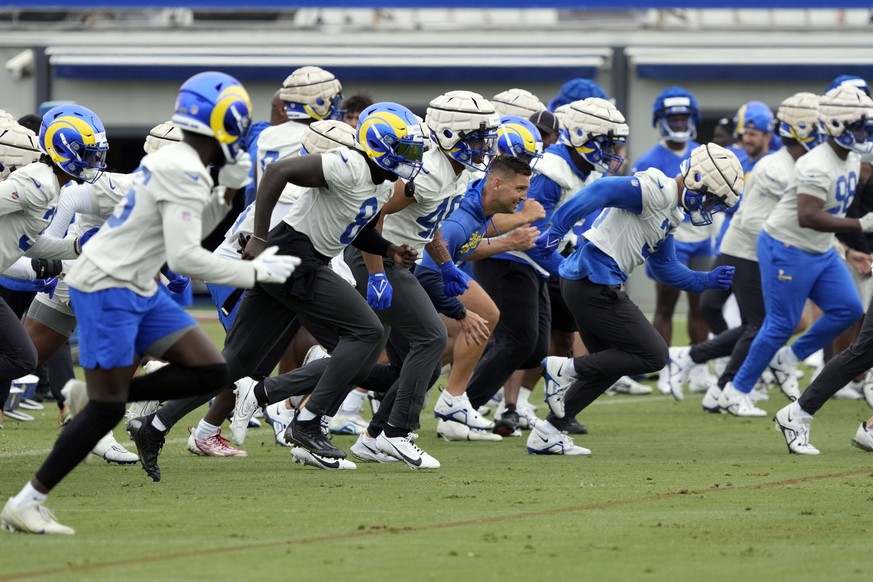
[[292, 446, 356, 470], [230, 377, 260, 446], [773, 405, 819, 455], [515, 401, 541, 430], [91, 432, 139, 464], [264, 402, 294, 447], [350, 434, 399, 463], [526, 426, 591, 456], [541, 356, 574, 418], [433, 391, 494, 431], [608, 376, 652, 396], [768, 346, 801, 400], [688, 363, 717, 395], [60, 379, 88, 416], [701, 384, 723, 413], [863, 372, 873, 409], [851, 422, 873, 452], [328, 413, 369, 435], [436, 419, 502, 442], [187, 427, 248, 457], [126, 399, 160, 424], [302, 344, 330, 366], [833, 382, 863, 400], [376, 433, 440, 469], [1, 498, 74, 535], [718, 382, 767, 417], [665, 346, 693, 401]]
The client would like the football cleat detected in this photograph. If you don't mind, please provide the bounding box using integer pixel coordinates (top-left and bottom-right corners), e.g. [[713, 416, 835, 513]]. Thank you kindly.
[[549, 415, 588, 435], [833, 381, 863, 400], [701, 384, 723, 413], [264, 401, 294, 447], [328, 413, 369, 436], [607, 375, 652, 396], [187, 427, 248, 457], [851, 422, 873, 452], [433, 391, 495, 431], [541, 356, 574, 418], [436, 419, 502, 442], [350, 433, 400, 463], [230, 377, 261, 445], [526, 426, 591, 456], [285, 415, 346, 459], [91, 432, 139, 464], [687, 364, 717, 395], [376, 433, 440, 469], [1, 499, 74, 535], [773, 405, 819, 455], [768, 346, 801, 400], [718, 383, 767, 417], [126, 414, 165, 482], [292, 446, 356, 470], [493, 406, 521, 437]]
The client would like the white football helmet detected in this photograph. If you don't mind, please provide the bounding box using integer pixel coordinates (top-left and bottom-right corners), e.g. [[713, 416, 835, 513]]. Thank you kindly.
[[680, 143, 743, 226], [776, 92, 824, 151], [560, 98, 629, 174], [301, 119, 356, 156], [425, 90, 500, 171], [0, 111, 41, 180], [819, 85, 873, 153], [491, 88, 546, 118], [280, 66, 343, 122], [143, 121, 182, 155]]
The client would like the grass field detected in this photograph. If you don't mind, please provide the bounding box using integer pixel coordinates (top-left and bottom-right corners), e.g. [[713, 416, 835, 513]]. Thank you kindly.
[[1, 314, 872, 581]]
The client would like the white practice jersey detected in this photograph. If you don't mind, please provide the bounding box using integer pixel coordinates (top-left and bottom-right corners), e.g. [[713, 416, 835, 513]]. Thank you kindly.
[[282, 147, 393, 258], [721, 148, 795, 262], [256, 122, 307, 203], [0, 163, 62, 273], [381, 149, 472, 253], [584, 168, 684, 275], [67, 142, 257, 296], [214, 197, 295, 260], [764, 143, 860, 254]]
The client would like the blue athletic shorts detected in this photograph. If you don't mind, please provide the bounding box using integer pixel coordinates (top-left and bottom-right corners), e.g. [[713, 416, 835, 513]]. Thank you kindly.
[[69, 286, 197, 369]]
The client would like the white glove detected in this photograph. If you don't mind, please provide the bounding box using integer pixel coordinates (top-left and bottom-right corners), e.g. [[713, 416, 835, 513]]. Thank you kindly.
[[251, 246, 301, 284], [860, 212, 873, 233], [218, 151, 253, 190]]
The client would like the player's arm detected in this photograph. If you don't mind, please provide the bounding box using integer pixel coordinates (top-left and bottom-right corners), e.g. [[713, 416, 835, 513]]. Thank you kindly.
[[797, 193, 866, 233], [43, 183, 97, 238], [380, 180, 416, 216], [549, 177, 643, 238], [487, 199, 546, 236], [647, 234, 713, 293], [462, 225, 538, 261]]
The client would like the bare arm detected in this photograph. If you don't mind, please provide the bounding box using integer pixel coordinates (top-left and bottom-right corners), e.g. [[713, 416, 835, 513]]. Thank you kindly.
[[424, 226, 453, 266], [462, 225, 538, 261], [797, 194, 862, 233], [380, 180, 416, 216], [487, 199, 545, 236]]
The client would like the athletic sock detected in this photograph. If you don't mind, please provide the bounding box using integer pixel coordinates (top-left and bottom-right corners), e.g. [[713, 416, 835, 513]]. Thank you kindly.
[[11, 482, 47, 508], [297, 407, 316, 422], [193, 419, 220, 441], [537, 419, 559, 435], [150, 415, 168, 433], [339, 389, 367, 415], [560, 359, 579, 378]]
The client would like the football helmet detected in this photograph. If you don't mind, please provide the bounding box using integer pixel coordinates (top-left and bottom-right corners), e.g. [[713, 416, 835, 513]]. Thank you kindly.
[[172, 71, 252, 164], [733, 101, 774, 137], [776, 92, 824, 151], [143, 121, 182, 155], [300, 119, 356, 156], [39, 104, 108, 184], [819, 84, 873, 153], [0, 111, 41, 180], [680, 143, 743, 226], [495, 115, 543, 167], [280, 66, 343, 122], [425, 90, 500, 172], [560, 98, 629, 174], [548, 78, 608, 112], [357, 102, 425, 181], [827, 74, 870, 97], [491, 88, 546, 118], [652, 86, 700, 143]]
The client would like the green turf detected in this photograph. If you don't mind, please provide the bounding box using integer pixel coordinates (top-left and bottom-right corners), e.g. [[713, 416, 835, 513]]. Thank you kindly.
[[1, 314, 872, 581]]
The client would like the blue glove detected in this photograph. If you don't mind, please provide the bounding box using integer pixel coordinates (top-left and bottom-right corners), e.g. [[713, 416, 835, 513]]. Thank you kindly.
[[707, 265, 735, 290], [34, 277, 58, 299], [366, 272, 393, 310], [165, 268, 190, 294], [440, 261, 470, 297], [75, 226, 100, 253], [534, 229, 562, 255]]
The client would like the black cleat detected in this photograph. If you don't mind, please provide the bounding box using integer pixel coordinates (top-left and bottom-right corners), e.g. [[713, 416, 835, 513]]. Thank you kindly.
[[284, 416, 346, 459], [126, 414, 165, 482], [550, 415, 588, 435], [493, 409, 521, 437]]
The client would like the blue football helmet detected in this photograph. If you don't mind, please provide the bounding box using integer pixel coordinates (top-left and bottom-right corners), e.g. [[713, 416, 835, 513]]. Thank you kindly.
[[548, 78, 608, 113], [733, 101, 774, 137], [39, 104, 108, 184], [827, 75, 871, 97], [357, 102, 425, 181], [652, 87, 700, 143], [495, 115, 543, 168], [172, 71, 253, 164]]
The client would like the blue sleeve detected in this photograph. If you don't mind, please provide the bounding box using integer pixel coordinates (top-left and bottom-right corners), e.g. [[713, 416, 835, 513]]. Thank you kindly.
[[550, 176, 644, 238], [527, 175, 563, 231], [646, 235, 709, 293], [414, 265, 465, 319]]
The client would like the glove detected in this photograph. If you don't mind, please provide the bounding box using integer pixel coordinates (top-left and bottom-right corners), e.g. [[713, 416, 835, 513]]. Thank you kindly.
[[164, 268, 190, 294], [859, 212, 873, 233], [366, 272, 393, 310], [534, 229, 562, 255], [34, 277, 58, 299], [74, 226, 100, 254], [251, 246, 300, 284], [31, 258, 63, 279], [440, 261, 470, 297], [218, 151, 253, 190], [707, 265, 735, 290]]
